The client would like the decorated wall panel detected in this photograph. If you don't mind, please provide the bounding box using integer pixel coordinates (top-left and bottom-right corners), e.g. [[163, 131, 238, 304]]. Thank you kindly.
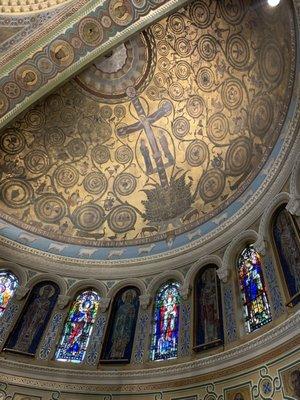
[[0, 0, 295, 262]]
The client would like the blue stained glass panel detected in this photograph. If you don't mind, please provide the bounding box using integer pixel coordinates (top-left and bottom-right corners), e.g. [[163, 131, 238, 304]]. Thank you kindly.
[[0, 271, 19, 318], [150, 281, 180, 361], [237, 246, 272, 333], [5, 281, 59, 355], [273, 206, 300, 305], [55, 290, 100, 363]]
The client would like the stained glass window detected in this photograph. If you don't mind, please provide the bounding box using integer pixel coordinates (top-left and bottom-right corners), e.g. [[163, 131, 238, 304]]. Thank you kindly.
[[150, 281, 180, 361], [237, 246, 272, 333], [101, 287, 140, 362], [273, 206, 300, 305], [5, 281, 60, 355], [55, 290, 100, 363], [194, 266, 223, 350], [0, 271, 19, 318]]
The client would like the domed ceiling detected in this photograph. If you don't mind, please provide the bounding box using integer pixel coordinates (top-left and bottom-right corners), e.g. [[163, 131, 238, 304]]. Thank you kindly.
[[0, 0, 297, 265]]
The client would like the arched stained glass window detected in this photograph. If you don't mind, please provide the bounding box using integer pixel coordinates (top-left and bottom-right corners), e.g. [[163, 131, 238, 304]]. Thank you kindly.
[[5, 281, 59, 355], [237, 246, 272, 333], [150, 281, 180, 361], [272, 205, 300, 306], [101, 286, 140, 363], [55, 290, 100, 363], [0, 270, 19, 318], [194, 265, 223, 350]]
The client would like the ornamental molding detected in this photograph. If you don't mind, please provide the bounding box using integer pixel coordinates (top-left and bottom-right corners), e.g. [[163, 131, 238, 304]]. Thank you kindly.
[[0, 311, 299, 388], [0, 0, 190, 129]]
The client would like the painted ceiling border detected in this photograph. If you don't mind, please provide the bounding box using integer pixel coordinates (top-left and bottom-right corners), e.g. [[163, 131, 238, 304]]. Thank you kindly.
[[0, 0, 190, 129]]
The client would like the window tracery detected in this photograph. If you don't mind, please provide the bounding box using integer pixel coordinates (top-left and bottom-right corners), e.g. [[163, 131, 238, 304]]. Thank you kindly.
[[237, 246, 272, 333], [55, 290, 101, 363], [150, 281, 180, 361], [272, 206, 300, 306], [0, 270, 19, 318]]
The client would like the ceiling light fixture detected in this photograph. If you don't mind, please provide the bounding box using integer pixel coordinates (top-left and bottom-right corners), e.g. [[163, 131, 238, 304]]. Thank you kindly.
[[267, 0, 280, 6]]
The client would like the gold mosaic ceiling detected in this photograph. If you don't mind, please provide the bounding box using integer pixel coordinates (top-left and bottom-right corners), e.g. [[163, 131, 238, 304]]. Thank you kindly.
[[0, 0, 295, 247]]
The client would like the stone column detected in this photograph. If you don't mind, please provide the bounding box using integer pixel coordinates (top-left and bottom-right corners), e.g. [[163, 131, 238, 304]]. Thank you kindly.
[[37, 295, 70, 361], [84, 297, 111, 366], [178, 285, 192, 357], [132, 294, 151, 364], [0, 286, 29, 351]]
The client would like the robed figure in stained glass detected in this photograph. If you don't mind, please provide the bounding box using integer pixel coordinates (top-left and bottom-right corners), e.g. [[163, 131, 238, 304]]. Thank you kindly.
[[0, 271, 19, 318], [150, 281, 180, 361], [272, 206, 300, 305], [55, 290, 100, 363], [5, 281, 59, 355], [194, 266, 223, 350], [101, 287, 140, 362], [237, 246, 272, 333]]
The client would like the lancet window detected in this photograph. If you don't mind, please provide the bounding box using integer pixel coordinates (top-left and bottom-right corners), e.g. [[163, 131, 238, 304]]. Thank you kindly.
[[0, 270, 19, 318]]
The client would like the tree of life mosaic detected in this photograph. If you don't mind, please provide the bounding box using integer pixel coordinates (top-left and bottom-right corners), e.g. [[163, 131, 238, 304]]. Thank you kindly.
[[0, 0, 295, 247]]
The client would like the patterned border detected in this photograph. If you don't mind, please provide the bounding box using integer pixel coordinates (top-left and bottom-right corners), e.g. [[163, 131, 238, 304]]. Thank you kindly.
[[0, 0, 189, 128]]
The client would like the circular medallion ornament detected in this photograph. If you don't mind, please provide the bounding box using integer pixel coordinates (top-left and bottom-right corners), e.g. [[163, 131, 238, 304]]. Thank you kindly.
[[77, 117, 95, 134], [186, 140, 208, 167], [115, 145, 133, 164], [197, 67, 215, 91], [45, 94, 63, 112], [158, 57, 170, 73], [61, 107, 77, 125], [157, 41, 170, 56], [72, 203, 105, 231], [249, 96, 273, 137], [114, 105, 126, 119], [132, 0, 146, 8], [92, 145, 110, 164], [98, 123, 112, 142], [108, 205, 137, 233], [83, 172, 108, 196], [169, 82, 184, 101], [3, 81, 21, 99], [0, 129, 25, 154], [199, 169, 226, 203], [190, 1, 211, 28], [172, 116, 190, 139], [35, 194, 67, 223], [219, 0, 246, 25], [15, 64, 41, 91], [79, 18, 103, 46], [175, 61, 191, 80], [227, 34, 250, 68], [207, 113, 229, 144], [169, 14, 185, 34], [113, 173, 137, 196], [152, 23, 165, 40], [175, 38, 193, 57], [259, 41, 284, 85], [187, 95, 204, 118], [46, 127, 65, 147], [25, 109, 45, 130], [67, 138, 87, 158], [109, 0, 134, 26], [100, 106, 112, 120], [221, 78, 243, 109], [49, 39, 74, 68], [0, 92, 9, 118], [259, 377, 273, 399], [37, 56, 54, 75], [55, 164, 79, 188], [225, 137, 252, 176], [75, 32, 153, 103], [1, 179, 33, 208], [198, 34, 217, 61], [24, 150, 49, 174]]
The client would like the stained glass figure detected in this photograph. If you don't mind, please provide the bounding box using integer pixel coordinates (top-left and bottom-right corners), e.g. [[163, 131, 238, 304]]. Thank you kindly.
[[101, 287, 140, 363], [237, 246, 272, 333], [273, 206, 300, 305], [55, 290, 100, 363], [194, 265, 223, 350], [150, 281, 180, 361], [5, 281, 59, 355], [0, 271, 19, 318]]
